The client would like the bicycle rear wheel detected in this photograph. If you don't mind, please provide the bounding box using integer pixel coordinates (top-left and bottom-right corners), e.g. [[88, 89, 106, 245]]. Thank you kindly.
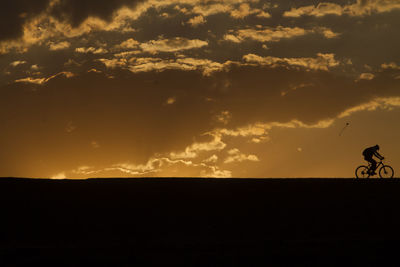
[[379, 165, 394, 178], [355, 165, 370, 178]]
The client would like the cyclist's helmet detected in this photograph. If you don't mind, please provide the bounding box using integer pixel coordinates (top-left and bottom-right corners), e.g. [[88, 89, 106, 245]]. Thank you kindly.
[[375, 144, 380, 150]]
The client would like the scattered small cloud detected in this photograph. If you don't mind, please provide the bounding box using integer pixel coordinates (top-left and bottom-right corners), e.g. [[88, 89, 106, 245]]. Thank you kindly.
[[251, 136, 270, 143], [283, 0, 400, 18], [124, 57, 230, 76], [223, 34, 242, 43], [10, 61, 27, 67], [223, 26, 339, 44], [139, 37, 208, 54], [284, 3, 343, 17], [339, 97, 400, 118], [75, 47, 108, 54], [192, 3, 232, 17], [224, 148, 259, 164], [358, 73, 375, 81], [215, 110, 232, 125], [91, 141, 100, 149], [116, 38, 140, 49], [256, 11, 271, 18], [381, 62, 400, 70], [51, 172, 67, 179], [166, 97, 176, 105], [48, 41, 71, 51], [14, 72, 74, 85], [230, 3, 256, 19], [224, 26, 309, 43], [319, 27, 340, 38], [187, 15, 206, 27], [64, 59, 81, 67], [98, 58, 127, 69], [243, 53, 340, 71], [14, 77, 47, 85], [65, 122, 77, 133], [170, 134, 226, 160], [203, 154, 218, 163]]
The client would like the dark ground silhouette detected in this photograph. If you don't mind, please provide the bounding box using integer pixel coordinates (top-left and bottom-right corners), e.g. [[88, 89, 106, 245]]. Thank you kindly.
[[1, 178, 400, 266]]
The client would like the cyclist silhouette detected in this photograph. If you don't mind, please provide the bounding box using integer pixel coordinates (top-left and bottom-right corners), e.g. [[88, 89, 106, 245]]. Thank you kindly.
[[362, 145, 384, 175]]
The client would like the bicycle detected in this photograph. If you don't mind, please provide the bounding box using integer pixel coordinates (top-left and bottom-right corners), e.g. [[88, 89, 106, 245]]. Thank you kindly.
[[355, 160, 394, 178]]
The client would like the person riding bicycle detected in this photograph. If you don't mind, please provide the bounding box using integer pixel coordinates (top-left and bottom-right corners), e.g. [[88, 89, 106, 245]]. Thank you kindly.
[[362, 145, 384, 175]]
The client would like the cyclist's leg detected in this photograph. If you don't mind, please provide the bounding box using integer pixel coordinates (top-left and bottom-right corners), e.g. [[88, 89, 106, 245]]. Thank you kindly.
[[364, 156, 376, 174], [371, 159, 377, 173]]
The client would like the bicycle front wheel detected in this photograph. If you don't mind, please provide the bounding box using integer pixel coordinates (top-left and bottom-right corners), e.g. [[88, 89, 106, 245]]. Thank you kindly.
[[379, 165, 394, 178], [355, 165, 370, 178]]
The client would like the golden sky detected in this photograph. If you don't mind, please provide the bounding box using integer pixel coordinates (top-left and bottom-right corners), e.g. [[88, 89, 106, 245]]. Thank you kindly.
[[1, 0, 400, 178]]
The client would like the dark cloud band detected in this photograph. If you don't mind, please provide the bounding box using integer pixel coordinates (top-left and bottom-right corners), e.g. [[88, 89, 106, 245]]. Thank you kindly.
[[0, 0, 144, 41], [50, 0, 143, 27], [0, 0, 51, 41]]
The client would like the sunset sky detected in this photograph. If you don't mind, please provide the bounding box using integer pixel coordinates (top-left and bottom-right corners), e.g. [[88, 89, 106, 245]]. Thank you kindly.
[[1, 0, 399, 178]]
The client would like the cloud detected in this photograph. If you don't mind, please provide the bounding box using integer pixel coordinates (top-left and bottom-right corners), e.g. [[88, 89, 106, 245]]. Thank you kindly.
[[187, 15, 206, 27], [215, 111, 232, 125], [224, 26, 308, 43], [175, 58, 228, 75], [223, 26, 338, 44], [14, 77, 47, 85], [338, 97, 400, 118], [283, 0, 400, 18], [165, 97, 177, 105], [256, 10, 271, 18], [283, 2, 344, 17], [319, 27, 340, 38], [97, 56, 233, 76], [14, 71, 74, 85], [139, 37, 208, 54], [49, 0, 144, 27], [114, 51, 141, 58], [243, 53, 340, 71], [381, 62, 400, 70], [98, 58, 127, 68], [202, 166, 231, 178], [224, 148, 259, 163], [51, 172, 67, 179], [116, 38, 139, 49], [203, 154, 218, 163], [187, 0, 269, 20], [170, 134, 226, 160], [31, 64, 40, 70], [48, 41, 71, 51], [75, 47, 108, 54], [0, 0, 144, 53], [70, 157, 232, 178], [10, 61, 27, 67], [0, 0, 52, 41], [65, 121, 77, 133], [230, 3, 256, 19], [128, 58, 193, 72], [192, 3, 232, 17], [223, 34, 242, 43], [358, 73, 375, 80], [215, 119, 335, 147]]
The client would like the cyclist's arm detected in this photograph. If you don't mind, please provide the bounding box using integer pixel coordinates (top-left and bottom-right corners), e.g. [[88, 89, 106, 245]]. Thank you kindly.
[[374, 151, 384, 160]]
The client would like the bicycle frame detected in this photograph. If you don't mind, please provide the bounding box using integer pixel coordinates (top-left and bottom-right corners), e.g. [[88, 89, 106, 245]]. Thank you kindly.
[[367, 160, 384, 171]]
